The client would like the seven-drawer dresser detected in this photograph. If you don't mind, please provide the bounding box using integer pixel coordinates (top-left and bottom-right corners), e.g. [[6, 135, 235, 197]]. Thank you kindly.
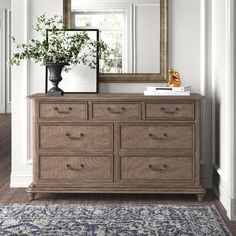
[[27, 93, 206, 201]]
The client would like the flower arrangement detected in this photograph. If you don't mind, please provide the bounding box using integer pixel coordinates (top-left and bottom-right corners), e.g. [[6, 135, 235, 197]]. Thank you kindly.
[[10, 14, 108, 69]]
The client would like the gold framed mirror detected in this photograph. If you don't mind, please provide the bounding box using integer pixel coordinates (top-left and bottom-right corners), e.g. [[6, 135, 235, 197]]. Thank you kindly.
[[63, 0, 168, 82]]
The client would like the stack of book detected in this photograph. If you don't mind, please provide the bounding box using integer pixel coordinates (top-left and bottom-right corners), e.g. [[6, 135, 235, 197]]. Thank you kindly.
[[144, 86, 191, 96]]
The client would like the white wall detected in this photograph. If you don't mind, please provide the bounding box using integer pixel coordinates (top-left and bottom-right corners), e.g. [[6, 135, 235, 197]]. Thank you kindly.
[[0, 0, 11, 113], [234, 0, 236, 205], [212, 0, 235, 220], [11, 0, 212, 195], [0, 9, 6, 113], [72, 0, 160, 73], [11, 0, 63, 186], [0, 0, 11, 9]]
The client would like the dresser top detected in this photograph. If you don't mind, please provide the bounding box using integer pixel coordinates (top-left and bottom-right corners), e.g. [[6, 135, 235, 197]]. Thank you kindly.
[[28, 93, 204, 101]]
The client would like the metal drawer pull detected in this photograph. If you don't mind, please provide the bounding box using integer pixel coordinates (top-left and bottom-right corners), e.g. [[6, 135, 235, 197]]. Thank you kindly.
[[161, 107, 180, 114], [149, 133, 168, 141], [54, 106, 72, 114], [107, 107, 126, 114], [66, 164, 84, 171], [148, 164, 167, 171], [65, 132, 84, 140]]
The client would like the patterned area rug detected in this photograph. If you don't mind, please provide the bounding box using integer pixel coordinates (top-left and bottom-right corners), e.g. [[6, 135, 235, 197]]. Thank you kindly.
[[0, 204, 232, 235]]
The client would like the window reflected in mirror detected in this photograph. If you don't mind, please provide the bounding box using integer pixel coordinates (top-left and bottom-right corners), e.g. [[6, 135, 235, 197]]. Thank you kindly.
[[64, 0, 168, 82], [72, 11, 125, 73]]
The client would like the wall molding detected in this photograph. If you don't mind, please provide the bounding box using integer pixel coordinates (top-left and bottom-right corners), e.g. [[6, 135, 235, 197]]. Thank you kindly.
[[0, 9, 6, 113], [0, 8, 11, 113], [10, 172, 32, 188], [214, 189, 236, 221], [213, 179, 235, 220], [6, 9, 11, 113], [10, 0, 32, 188]]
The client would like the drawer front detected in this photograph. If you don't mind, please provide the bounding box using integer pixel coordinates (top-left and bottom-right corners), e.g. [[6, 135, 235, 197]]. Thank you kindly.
[[39, 124, 113, 151], [39, 155, 112, 181], [145, 102, 194, 120], [120, 156, 193, 181], [91, 102, 141, 120], [39, 103, 87, 121], [120, 124, 193, 151]]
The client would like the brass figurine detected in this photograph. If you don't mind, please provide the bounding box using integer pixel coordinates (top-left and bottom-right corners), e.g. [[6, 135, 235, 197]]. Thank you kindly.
[[168, 68, 181, 87]]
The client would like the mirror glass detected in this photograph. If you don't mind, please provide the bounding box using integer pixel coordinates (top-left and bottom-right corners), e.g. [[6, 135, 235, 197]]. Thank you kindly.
[[64, 0, 168, 82]]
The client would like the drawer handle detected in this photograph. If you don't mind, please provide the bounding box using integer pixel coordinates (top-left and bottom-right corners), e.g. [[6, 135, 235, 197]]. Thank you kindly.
[[161, 107, 180, 114], [148, 164, 167, 171], [54, 107, 72, 114], [66, 164, 84, 171], [149, 133, 168, 141], [65, 133, 84, 140], [107, 107, 126, 114]]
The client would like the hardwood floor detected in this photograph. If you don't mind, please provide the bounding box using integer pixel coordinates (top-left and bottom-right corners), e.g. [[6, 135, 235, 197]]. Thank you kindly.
[[0, 113, 235, 235]]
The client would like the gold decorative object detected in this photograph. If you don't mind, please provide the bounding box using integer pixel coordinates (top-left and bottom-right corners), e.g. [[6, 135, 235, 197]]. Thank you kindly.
[[168, 68, 181, 87]]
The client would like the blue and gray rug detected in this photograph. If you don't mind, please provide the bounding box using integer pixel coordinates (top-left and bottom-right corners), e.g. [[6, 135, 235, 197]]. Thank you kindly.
[[0, 204, 232, 235]]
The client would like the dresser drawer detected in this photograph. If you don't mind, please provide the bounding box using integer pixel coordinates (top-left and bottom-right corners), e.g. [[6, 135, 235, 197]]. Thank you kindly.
[[39, 124, 113, 151], [91, 102, 141, 120], [120, 156, 193, 181], [39, 155, 112, 181], [120, 124, 194, 151], [39, 103, 87, 121], [145, 102, 194, 120]]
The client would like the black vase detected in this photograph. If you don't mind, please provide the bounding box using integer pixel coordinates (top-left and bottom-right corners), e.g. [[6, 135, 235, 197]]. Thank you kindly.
[[46, 63, 68, 96]]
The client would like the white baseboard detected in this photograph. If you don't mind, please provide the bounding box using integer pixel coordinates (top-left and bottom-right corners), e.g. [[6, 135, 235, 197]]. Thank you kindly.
[[10, 172, 212, 189], [213, 181, 236, 220], [6, 103, 11, 113], [10, 172, 32, 188]]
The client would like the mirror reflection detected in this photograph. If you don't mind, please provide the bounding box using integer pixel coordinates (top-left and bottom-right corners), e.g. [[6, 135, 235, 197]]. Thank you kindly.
[[70, 0, 160, 74]]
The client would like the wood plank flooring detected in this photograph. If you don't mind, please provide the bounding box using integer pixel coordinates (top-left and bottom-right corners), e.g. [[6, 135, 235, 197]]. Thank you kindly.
[[0, 113, 235, 235]]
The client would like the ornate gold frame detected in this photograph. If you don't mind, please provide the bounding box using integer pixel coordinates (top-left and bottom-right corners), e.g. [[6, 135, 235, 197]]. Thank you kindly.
[[63, 0, 168, 83]]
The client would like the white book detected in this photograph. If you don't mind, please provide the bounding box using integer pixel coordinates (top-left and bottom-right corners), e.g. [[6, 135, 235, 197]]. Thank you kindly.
[[146, 86, 191, 92], [146, 86, 171, 92], [156, 91, 190, 96], [155, 90, 190, 94], [144, 90, 190, 96], [171, 86, 191, 92]]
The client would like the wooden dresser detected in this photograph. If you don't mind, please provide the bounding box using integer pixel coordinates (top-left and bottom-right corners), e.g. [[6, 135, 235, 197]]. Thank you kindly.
[[27, 93, 206, 201]]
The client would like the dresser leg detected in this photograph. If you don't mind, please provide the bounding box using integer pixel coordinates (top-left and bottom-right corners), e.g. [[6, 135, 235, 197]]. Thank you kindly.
[[28, 193, 36, 201], [197, 194, 205, 202]]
